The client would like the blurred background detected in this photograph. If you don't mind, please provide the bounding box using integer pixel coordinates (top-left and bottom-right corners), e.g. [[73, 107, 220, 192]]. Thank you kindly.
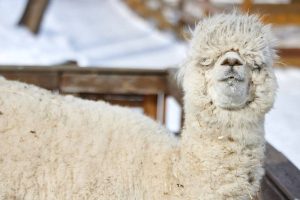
[[0, 0, 299, 172]]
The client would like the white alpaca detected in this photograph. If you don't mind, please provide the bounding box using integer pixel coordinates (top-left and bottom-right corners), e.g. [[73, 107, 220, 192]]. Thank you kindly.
[[0, 13, 277, 199]]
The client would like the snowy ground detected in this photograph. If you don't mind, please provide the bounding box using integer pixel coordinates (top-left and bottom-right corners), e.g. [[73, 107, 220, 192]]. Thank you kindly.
[[0, 0, 299, 168], [0, 0, 186, 68]]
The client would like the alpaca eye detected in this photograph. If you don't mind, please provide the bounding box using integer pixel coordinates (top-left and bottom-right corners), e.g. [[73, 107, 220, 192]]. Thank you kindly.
[[199, 57, 213, 67], [253, 64, 262, 71]]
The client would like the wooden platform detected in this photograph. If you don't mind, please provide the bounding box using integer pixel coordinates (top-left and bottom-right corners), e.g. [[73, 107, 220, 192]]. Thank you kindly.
[[0, 65, 299, 199]]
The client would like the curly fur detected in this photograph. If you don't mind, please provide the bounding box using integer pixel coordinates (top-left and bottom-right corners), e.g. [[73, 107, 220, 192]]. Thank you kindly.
[[0, 12, 277, 200]]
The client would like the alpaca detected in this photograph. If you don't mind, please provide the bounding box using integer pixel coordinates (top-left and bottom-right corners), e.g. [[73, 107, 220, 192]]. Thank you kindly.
[[0, 13, 277, 199]]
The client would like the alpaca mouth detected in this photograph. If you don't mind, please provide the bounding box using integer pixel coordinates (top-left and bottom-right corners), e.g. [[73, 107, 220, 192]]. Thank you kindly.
[[218, 73, 245, 82], [212, 71, 250, 109]]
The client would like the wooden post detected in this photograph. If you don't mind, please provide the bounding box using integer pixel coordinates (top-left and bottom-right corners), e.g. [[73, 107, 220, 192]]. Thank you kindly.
[[242, 0, 253, 12], [143, 95, 158, 120], [19, 0, 50, 34]]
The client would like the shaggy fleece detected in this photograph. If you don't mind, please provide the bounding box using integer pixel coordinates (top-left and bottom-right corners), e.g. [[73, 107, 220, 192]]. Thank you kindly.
[[0, 77, 181, 199], [0, 12, 277, 200]]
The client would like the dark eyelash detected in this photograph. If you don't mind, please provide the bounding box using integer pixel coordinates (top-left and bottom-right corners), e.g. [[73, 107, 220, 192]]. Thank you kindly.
[[254, 64, 262, 71]]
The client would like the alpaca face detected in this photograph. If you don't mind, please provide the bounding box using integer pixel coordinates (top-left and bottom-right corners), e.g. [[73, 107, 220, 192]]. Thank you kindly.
[[208, 51, 251, 109], [180, 13, 277, 114]]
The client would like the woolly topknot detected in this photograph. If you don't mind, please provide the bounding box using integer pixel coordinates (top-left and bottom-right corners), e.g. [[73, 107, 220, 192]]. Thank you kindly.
[[188, 12, 277, 69]]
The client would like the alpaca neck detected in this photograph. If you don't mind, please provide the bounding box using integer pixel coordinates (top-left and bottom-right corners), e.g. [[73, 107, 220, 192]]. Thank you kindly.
[[181, 97, 265, 147], [177, 99, 265, 198]]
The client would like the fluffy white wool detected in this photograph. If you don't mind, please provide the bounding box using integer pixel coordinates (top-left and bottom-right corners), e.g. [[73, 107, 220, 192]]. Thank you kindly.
[[0, 12, 277, 200]]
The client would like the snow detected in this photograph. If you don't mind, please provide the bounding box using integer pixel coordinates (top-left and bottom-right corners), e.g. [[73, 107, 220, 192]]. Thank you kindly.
[[0, 0, 27, 26], [0, 0, 186, 68], [266, 68, 300, 169], [0, 0, 299, 168]]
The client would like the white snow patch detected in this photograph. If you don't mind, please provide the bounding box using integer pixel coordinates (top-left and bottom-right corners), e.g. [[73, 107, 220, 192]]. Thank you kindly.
[[265, 68, 300, 169]]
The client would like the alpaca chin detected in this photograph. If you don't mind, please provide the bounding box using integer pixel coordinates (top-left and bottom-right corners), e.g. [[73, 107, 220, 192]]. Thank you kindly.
[[211, 79, 250, 109], [208, 51, 251, 110]]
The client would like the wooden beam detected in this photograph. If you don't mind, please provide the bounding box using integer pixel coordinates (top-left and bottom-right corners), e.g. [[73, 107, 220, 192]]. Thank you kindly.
[[79, 94, 144, 107], [264, 144, 300, 199], [0, 71, 58, 90], [242, 0, 253, 12], [19, 0, 50, 34], [143, 95, 158, 120], [278, 48, 300, 67], [60, 73, 167, 95], [124, 0, 176, 30], [248, 4, 300, 25]]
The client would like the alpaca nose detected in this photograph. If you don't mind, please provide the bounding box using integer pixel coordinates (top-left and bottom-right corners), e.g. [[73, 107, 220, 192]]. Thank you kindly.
[[220, 52, 243, 68]]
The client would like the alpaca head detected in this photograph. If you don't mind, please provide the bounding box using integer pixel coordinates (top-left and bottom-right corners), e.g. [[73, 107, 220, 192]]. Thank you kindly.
[[179, 12, 278, 121]]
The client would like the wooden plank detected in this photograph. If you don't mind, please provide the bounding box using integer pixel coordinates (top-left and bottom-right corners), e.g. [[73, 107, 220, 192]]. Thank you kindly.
[[248, 4, 300, 25], [277, 48, 300, 67], [261, 14, 300, 25], [242, 0, 253, 12], [251, 4, 300, 14], [0, 65, 167, 75], [60, 73, 167, 95], [264, 144, 300, 199], [78, 94, 144, 107], [19, 0, 49, 34], [278, 48, 300, 58], [143, 95, 158, 120], [124, 0, 175, 30], [258, 177, 287, 200], [0, 71, 59, 90], [279, 58, 300, 67]]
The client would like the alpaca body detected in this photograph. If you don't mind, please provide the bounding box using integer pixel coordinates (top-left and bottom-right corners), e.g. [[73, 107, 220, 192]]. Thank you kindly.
[[0, 77, 264, 200], [0, 13, 277, 200], [0, 78, 180, 199]]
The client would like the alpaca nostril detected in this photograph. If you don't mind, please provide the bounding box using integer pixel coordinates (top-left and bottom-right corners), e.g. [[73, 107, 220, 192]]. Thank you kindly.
[[221, 57, 242, 67]]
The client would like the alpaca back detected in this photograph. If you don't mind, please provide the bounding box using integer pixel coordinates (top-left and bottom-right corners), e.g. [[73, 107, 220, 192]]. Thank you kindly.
[[0, 77, 179, 199]]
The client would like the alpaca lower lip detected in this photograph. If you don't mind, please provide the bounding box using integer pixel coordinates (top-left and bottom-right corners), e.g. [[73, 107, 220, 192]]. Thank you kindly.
[[218, 77, 244, 82]]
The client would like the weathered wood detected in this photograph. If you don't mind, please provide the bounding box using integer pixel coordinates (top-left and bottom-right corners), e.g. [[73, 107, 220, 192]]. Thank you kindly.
[[279, 48, 300, 58], [258, 177, 287, 200], [241, 2, 300, 24], [242, 0, 253, 12], [264, 144, 300, 199], [124, 0, 175, 30], [78, 94, 144, 107], [60, 73, 167, 95], [251, 4, 300, 14], [19, 0, 50, 34], [0, 71, 58, 90], [277, 48, 300, 67], [0, 65, 167, 75], [143, 95, 158, 120]]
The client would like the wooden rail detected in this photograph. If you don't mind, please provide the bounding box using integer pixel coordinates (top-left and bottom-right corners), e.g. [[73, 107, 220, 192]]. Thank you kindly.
[[0, 65, 299, 199], [0, 65, 167, 121]]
